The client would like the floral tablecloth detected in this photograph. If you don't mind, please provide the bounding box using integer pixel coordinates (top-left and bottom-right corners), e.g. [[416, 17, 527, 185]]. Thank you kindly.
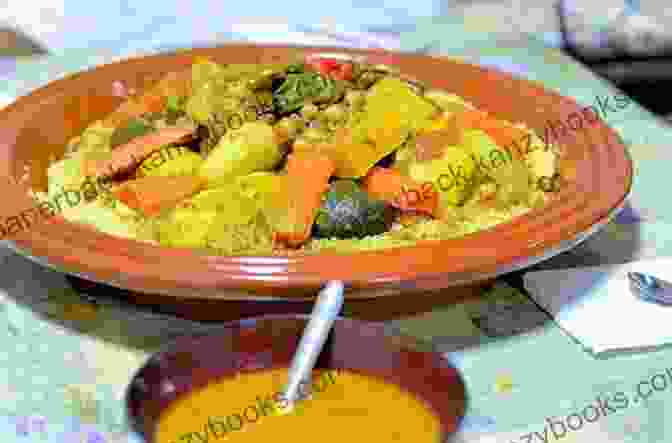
[[1, 22, 672, 443]]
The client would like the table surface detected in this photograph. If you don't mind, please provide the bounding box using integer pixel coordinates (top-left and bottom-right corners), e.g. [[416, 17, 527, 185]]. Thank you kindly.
[[1, 23, 671, 443]]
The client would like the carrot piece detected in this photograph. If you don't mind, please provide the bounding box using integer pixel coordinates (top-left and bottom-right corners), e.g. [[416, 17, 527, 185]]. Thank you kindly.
[[362, 167, 439, 217], [112, 175, 205, 216], [274, 152, 335, 248], [104, 68, 192, 128], [83, 126, 195, 178]]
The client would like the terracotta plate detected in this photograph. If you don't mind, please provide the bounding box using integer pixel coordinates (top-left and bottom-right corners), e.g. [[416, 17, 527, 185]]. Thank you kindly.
[[124, 315, 467, 442], [0, 44, 633, 299]]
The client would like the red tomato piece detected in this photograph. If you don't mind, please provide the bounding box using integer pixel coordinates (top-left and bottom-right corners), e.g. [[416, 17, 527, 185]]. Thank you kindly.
[[317, 59, 339, 76], [338, 63, 353, 81]]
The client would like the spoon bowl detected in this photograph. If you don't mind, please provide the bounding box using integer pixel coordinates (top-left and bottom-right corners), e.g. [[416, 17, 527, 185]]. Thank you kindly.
[[628, 271, 672, 306]]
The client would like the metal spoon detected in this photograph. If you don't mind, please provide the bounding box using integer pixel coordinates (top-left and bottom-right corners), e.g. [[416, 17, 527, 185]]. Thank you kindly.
[[279, 280, 344, 411], [627, 272, 672, 306]]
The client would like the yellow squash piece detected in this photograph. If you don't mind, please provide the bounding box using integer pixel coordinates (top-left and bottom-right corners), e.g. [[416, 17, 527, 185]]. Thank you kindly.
[[292, 128, 382, 179], [138, 147, 204, 177], [347, 77, 437, 175], [236, 172, 293, 232], [198, 122, 283, 186], [156, 185, 271, 250]]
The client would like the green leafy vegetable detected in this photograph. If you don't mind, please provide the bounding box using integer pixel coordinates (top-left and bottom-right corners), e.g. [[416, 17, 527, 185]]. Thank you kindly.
[[273, 72, 339, 115], [286, 63, 305, 74], [313, 180, 392, 239]]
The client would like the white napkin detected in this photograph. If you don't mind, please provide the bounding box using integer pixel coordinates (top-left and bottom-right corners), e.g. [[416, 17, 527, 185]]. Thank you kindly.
[[523, 258, 672, 354]]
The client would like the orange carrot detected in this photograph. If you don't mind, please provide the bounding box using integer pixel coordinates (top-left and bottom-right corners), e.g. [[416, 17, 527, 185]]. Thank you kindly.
[[274, 152, 335, 248], [112, 175, 205, 216], [363, 167, 439, 217], [83, 126, 195, 178]]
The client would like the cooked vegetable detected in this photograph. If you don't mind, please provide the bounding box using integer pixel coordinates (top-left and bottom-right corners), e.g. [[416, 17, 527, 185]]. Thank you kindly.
[[286, 63, 305, 74], [365, 77, 438, 130], [362, 167, 438, 217], [156, 207, 218, 248], [324, 104, 346, 123], [198, 121, 283, 186], [155, 185, 273, 252], [49, 55, 562, 256], [423, 90, 474, 114], [185, 59, 281, 130], [138, 147, 204, 177], [314, 180, 392, 239], [317, 127, 384, 178], [83, 126, 196, 178], [308, 58, 354, 81], [273, 72, 340, 115], [355, 77, 437, 160], [112, 175, 205, 216], [408, 146, 477, 208], [188, 186, 259, 221], [274, 153, 335, 248], [237, 172, 291, 233]]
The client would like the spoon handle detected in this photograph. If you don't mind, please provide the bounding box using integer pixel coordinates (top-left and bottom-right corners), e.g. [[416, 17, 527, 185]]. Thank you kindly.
[[283, 280, 344, 404]]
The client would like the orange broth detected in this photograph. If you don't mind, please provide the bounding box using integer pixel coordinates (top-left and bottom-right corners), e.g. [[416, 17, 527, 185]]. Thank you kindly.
[[155, 368, 441, 442]]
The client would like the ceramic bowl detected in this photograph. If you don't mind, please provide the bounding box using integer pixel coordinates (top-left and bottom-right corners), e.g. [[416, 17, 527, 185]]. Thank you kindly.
[[124, 315, 467, 442], [0, 44, 632, 300]]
